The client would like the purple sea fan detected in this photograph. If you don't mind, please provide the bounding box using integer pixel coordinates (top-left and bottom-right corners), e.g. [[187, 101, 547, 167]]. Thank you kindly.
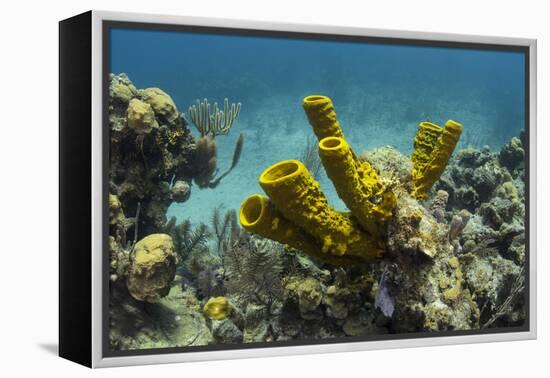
[[375, 269, 394, 318]]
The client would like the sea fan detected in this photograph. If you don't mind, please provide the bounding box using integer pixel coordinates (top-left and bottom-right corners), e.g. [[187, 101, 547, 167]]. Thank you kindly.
[[299, 135, 323, 180], [164, 217, 211, 260]]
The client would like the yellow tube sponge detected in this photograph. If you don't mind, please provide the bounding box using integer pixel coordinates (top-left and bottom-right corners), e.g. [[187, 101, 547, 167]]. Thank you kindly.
[[239, 194, 363, 266], [258, 159, 383, 261], [240, 194, 321, 256], [411, 122, 443, 175], [318, 137, 396, 235], [302, 95, 345, 141], [412, 120, 463, 199]]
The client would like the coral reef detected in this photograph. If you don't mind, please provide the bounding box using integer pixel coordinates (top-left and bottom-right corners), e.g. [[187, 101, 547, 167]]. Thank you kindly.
[[107, 74, 248, 349], [188, 98, 241, 138], [109, 86, 526, 352], [108, 74, 243, 237], [109, 74, 196, 235]]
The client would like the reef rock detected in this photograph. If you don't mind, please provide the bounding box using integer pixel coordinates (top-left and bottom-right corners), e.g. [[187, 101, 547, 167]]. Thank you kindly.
[[127, 234, 177, 303], [429, 189, 450, 223], [108, 193, 125, 225], [284, 276, 324, 320], [460, 248, 522, 325], [212, 319, 243, 344], [342, 308, 383, 336], [323, 285, 351, 319], [109, 235, 130, 282], [385, 192, 480, 331], [242, 303, 270, 343], [360, 145, 413, 188], [438, 146, 510, 210], [499, 137, 524, 171], [109, 73, 138, 105], [387, 191, 446, 258]]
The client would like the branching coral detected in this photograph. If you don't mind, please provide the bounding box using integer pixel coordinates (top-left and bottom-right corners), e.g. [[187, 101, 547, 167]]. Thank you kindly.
[[188, 98, 241, 138], [186, 98, 244, 189]]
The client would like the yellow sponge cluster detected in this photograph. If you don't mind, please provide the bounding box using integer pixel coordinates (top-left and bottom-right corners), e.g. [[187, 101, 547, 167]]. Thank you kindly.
[[240, 95, 395, 265], [411, 120, 463, 200]]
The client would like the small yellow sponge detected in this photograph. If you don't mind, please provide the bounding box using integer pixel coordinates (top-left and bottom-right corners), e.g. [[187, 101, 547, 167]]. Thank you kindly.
[[203, 296, 232, 321]]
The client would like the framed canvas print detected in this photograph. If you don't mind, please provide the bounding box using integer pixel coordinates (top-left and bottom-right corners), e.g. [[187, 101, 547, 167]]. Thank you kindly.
[[59, 10, 537, 368]]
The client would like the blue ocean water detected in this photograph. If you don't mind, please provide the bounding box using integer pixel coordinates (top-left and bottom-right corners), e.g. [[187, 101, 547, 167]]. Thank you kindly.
[[110, 28, 525, 226]]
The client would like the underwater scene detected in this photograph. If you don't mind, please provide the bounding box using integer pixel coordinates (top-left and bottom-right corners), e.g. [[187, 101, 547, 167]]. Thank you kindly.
[[107, 27, 527, 352]]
